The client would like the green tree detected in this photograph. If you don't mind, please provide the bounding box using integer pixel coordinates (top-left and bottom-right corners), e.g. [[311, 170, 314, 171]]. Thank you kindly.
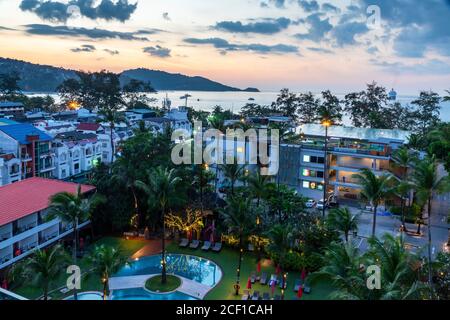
[[49, 185, 96, 300], [327, 207, 359, 243], [314, 90, 343, 125], [427, 122, 450, 172], [297, 92, 320, 124], [352, 169, 394, 237], [122, 79, 156, 109], [219, 163, 246, 196], [392, 147, 417, 233], [220, 196, 255, 295], [265, 224, 292, 270], [23, 245, 69, 301], [409, 156, 450, 294], [411, 91, 441, 136], [0, 72, 22, 99], [136, 167, 184, 284], [271, 88, 299, 121], [87, 245, 126, 300]]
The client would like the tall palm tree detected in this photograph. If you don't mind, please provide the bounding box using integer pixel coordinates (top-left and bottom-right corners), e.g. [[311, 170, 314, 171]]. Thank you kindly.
[[392, 147, 416, 233], [87, 245, 126, 300], [327, 207, 359, 243], [23, 245, 69, 301], [409, 156, 450, 294], [247, 170, 272, 207], [352, 169, 393, 237], [220, 196, 255, 295], [98, 108, 126, 163], [266, 224, 292, 269], [136, 167, 183, 284], [219, 163, 245, 196], [49, 185, 95, 300]]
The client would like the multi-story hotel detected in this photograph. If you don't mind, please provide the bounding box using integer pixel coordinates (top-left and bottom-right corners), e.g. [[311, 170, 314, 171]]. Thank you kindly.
[[278, 124, 410, 202], [0, 177, 95, 270]]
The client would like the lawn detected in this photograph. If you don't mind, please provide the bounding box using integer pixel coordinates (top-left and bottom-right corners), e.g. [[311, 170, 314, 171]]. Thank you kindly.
[[13, 237, 147, 300], [167, 243, 334, 300]]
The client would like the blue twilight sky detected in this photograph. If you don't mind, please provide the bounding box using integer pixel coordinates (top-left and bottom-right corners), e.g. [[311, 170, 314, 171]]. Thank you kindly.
[[0, 0, 450, 94]]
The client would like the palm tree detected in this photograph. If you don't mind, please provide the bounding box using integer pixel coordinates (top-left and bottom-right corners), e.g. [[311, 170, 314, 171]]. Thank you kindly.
[[49, 185, 95, 300], [98, 107, 126, 163], [247, 170, 272, 207], [392, 147, 416, 233], [266, 224, 292, 269], [135, 166, 184, 284], [409, 156, 450, 294], [327, 207, 359, 243], [219, 163, 245, 196], [87, 245, 126, 300], [352, 169, 393, 237], [220, 196, 255, 295], [23, 245, 69, 300], [443, 90, 450, 102], [208, 116, 226, 198]]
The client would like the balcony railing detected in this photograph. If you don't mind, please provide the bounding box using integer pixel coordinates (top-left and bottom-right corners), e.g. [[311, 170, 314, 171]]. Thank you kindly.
[[0, 254, 13, 264], [0, 232, 11, 242]]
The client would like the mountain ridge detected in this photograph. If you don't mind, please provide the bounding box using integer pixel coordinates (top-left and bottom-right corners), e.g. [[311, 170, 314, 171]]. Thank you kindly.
[[0, 57, 259, 93]]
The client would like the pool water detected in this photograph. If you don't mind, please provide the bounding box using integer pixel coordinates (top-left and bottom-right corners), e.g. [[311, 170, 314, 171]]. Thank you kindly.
[[111, 288, 197, 300], [115, 254, 222, 287], [65, 292, 103, 300]]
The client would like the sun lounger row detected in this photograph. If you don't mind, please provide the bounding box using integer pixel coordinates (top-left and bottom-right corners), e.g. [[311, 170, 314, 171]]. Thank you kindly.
[[178, 238, 222, 252], [242, 290, 282, 301]]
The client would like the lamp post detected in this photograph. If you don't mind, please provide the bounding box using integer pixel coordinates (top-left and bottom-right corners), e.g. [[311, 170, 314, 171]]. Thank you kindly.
[[322, 120, 331, 218]]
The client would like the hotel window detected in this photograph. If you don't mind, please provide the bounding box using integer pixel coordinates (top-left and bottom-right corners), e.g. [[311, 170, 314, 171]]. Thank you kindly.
[[302, 181, 324, 190], [303, 155, 311, 162], [303, 155, 324, 164], [302, 169, 324, 178]]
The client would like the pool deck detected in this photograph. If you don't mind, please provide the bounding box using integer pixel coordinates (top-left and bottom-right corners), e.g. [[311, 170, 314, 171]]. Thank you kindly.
[[109, 274, 212, 299]]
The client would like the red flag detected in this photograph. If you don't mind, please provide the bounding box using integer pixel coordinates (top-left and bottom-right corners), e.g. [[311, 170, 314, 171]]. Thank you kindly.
[[297, 286, 303, 299], [247, 277, 252, 290], [301, 268, 306, 280], [257, 261, 261, 273], [276, 264, 281, 275]]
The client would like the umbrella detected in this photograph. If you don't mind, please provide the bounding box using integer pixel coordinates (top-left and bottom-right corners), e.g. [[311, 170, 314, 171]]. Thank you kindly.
[[247, 277, 252, 290], [276, 264, 281, 275], [271, 281, 276, 295], [257, 261, 261, 273], [301, 268, 307, 280], [2, 279, 8, 290], [210, 221, 215, 244], [297, 286, 303, 299]]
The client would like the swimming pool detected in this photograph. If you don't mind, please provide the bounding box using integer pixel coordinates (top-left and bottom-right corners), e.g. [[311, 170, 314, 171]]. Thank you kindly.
[[65, 292, 104, 300], [110, 288, 197, 300], [115, 254, 222, 287]]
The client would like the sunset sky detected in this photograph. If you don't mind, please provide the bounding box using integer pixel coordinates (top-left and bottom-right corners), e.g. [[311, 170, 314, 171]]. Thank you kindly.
[[1, 0, 450, 94]]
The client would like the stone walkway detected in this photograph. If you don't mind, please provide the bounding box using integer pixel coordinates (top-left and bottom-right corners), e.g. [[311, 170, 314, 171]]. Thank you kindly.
[[109, 273, 212, 299]]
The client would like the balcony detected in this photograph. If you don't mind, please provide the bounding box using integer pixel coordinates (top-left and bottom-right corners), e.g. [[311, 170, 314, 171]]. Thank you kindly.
[[0, 253, 13, 265], [20, 154, 32, 162], [0, 232, 11, 242], [329, 177, 361, 189]]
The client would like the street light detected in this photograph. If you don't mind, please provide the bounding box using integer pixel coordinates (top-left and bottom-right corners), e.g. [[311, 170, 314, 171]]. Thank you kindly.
[[322, 120, 331, 218]]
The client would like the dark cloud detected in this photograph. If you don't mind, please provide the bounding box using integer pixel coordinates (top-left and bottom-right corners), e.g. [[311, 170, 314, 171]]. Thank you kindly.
[[71, 44, 96, 52], [184, 37, 298, 54], [0, 26, 16, 31], [214, 18, 291, 34], [331, 21, 369, 47], [104, 48, 120, 55], [297, 0, 319, 12], [19, 0, 137, 22], [359, 0, 450, 57], [143, 45, 171, 58], [24, 24, 149, 41], [307, 47, 333, 54], [162, 12, 171, 21], [294, 13, 332, 42]]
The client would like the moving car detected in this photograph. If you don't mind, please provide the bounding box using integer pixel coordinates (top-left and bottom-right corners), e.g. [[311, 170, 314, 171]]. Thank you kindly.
[[305, 199, 317, 208]]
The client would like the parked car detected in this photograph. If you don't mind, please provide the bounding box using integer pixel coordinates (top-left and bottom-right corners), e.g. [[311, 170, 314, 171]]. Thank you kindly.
[[305, 199, 317, 208], [317, 199, 326, 210]]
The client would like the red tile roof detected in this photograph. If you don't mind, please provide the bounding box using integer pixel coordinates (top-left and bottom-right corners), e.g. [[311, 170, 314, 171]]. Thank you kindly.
[[77, 123, 101, 132], [0, 178, 96, 227]]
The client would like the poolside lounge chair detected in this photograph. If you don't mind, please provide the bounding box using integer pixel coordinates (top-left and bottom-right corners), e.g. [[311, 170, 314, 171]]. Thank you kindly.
[[242, 290, 250, 300], [260, 272, 268, 285], [189, 240, 200, 249], [269, 274, 278, 286], [262, 292, 270, 300], [279, 278, 287, 289], [303, 284, 311, 294], [201, 241, 211, 251], [179, 238, 189, 248], [212, 242, 222, 252], [294, 279, 303, 292], [251, 291, 260, 300], [250, 271, 257, 283]]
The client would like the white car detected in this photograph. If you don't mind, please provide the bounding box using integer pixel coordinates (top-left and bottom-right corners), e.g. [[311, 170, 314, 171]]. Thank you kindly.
[[305, 199, 317, 208], [317, 199, 326, 210]]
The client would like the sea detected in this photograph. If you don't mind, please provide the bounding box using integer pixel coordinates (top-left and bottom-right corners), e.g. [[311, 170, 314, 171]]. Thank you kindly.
[[26, 91, 450, 124]]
